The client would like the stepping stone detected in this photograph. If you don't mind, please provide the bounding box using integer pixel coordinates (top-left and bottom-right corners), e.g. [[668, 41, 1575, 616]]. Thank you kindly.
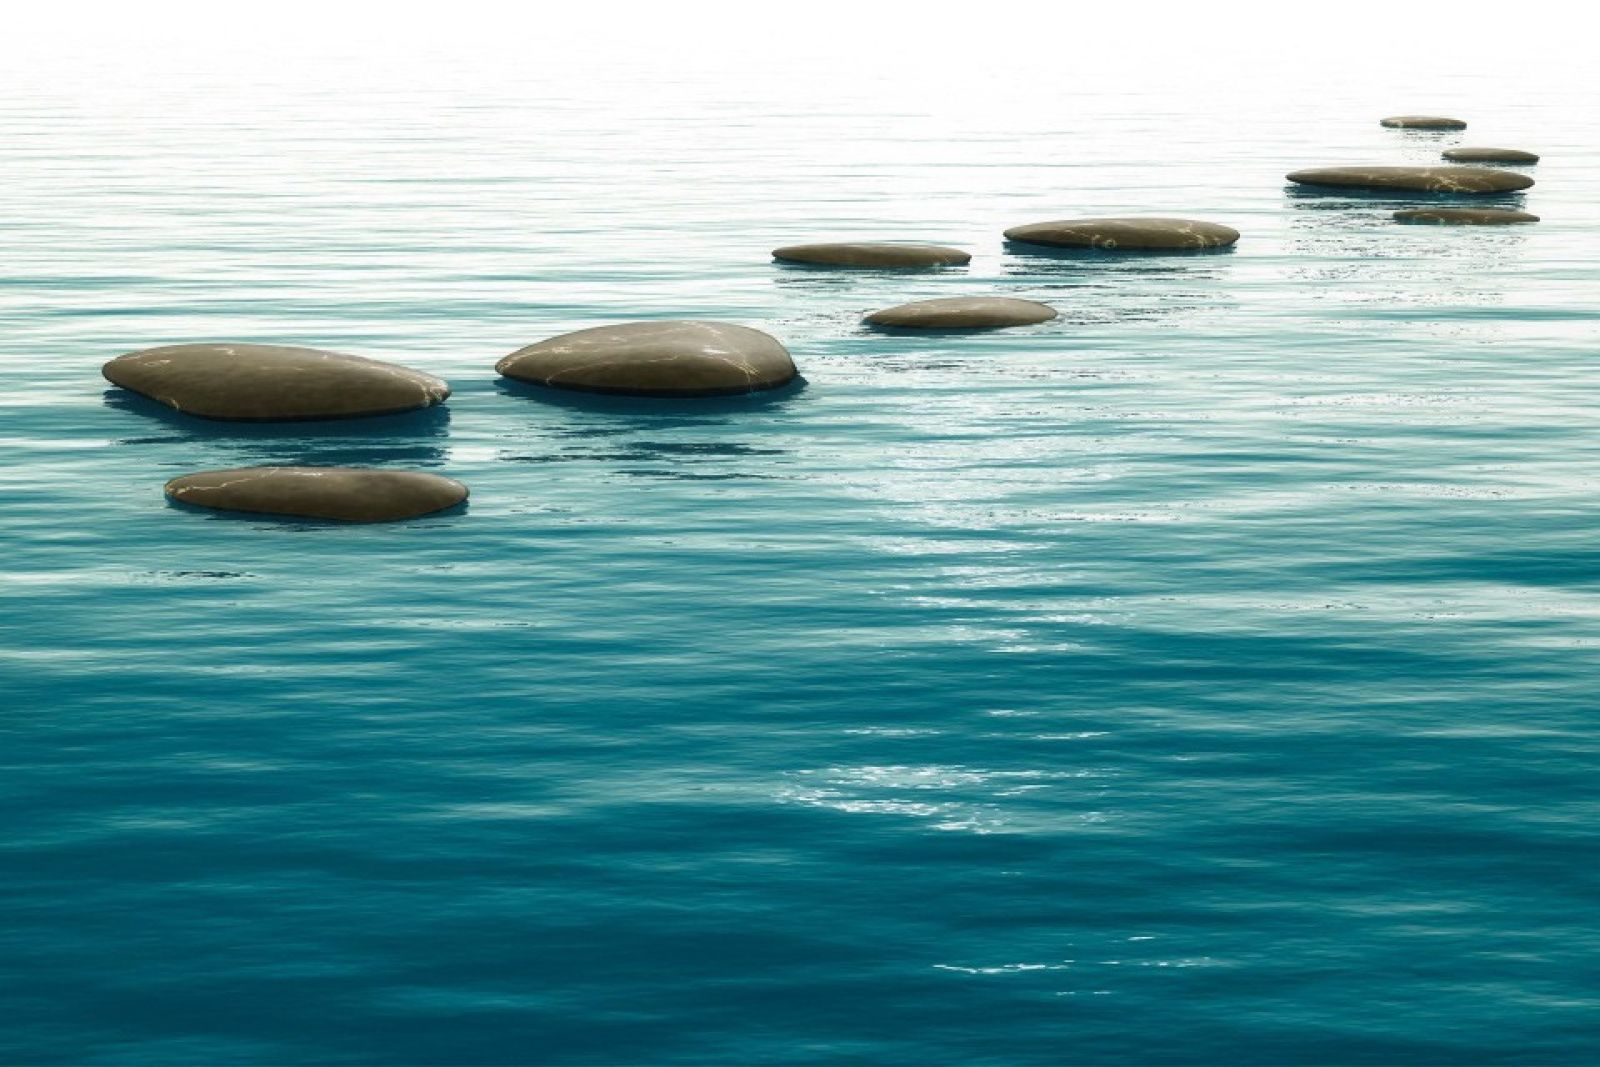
[[165, 467, 468, 522], [1394, 207, 1539, 224], [1443, 147, 1540, 164], [771, 242, 971, 269], [864, 296, 1057, 329], [1004, 217, 1239, 251], [497, 321, 797, 397], [1286, 166, 1533, 194], [103, 343, 449, 421], [1380, 115, 1467, 129]]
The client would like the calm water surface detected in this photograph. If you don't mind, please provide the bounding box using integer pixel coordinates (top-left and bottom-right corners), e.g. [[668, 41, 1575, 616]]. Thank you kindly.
[[3, 53, 1599, 1064]]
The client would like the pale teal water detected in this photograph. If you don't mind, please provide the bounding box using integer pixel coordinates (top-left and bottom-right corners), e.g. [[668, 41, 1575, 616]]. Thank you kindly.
[[3, 55, 1600, 1064]]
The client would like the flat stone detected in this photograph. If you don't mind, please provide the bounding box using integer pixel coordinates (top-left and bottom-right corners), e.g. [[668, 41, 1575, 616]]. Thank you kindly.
[[165, 467, 468, 522], [103, 343, 449, 421], [1443, 147, 1540, 164], [771, 242, 971, 269], [1286, 166, 1533, 194], [864, 296, 1058, 330], [1380, 115, 1467, 129], [1003, 217, 1239, 251], [1394, 207, 1539, 225], [497, 321, 797, 397]]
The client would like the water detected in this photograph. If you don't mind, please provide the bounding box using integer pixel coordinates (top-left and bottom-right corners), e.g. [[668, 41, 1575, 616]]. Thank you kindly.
[[3, 32, 1600, 1065]]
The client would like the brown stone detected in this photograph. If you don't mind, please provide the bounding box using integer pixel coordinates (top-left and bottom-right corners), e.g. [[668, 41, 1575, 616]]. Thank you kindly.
[[1443, 147, 1540, 164], [103, 343, 449, 421], [864, 297, 1058, 330], [496, 321, 797, 397], [1286, 166, 1533, 194], [1380, 115, 1467, 129], [165, 467, 468, 523], [1003, 217, 1239, 251], [1394, 207, 1539, 225], [771, 242, 971, 269]]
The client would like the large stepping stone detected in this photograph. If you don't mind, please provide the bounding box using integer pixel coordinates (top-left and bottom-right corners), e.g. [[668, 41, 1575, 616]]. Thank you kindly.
[[1286, 166, 1533, 194], [1443, 147, 1540, 164], [497, 321, 797, 397], [864, 296, 1057, 330], [103, 343, 449, 421], [1394, 207, 1539, 225], [1004, 217, 1239, 251], [1380, 115, 1467, 129], [771, 242, 971, 269], [165, 467, 468, 522]]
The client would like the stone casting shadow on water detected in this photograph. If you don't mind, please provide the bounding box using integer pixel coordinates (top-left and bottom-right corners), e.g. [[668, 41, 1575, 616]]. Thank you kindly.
[[1002, 240, 1237, 262], [770, 262, 969, 295], [163, 493, 470, 527], [1283, 184, 1530, 206], [770, 261, 969, 275], [104, 388, 454, 437], [104, 389, 453, 467], [861, 322, 1056, 338], [493, 374, 808, 416], [1001, 249, 1231, 283]]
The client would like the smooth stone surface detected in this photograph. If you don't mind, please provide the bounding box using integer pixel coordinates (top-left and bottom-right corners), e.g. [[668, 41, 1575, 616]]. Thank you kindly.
[[1003, 217, 1239, 251], [1394, 207, 1539, 225], [165, 467, 468, 523], [771, 242, 971, 269], [1380, 115, 1467, 129], [864, 296, 1058, 330], [1443, 147, 1540, 164], [497, 321, 797, 397], [103, 343, 449, 421], [1286, 166, 1533, 194]]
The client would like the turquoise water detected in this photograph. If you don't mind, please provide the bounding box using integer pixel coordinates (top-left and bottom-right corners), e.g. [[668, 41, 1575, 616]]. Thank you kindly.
[[4, 51, 1600, 1064]]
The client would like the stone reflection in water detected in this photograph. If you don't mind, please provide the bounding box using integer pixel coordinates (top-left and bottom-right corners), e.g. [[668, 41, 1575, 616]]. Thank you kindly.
[[1283, 184, 1532, 208], [104, 389, 455, 468], [494, 397, 793, 481], [770, 262, 952, 300], [1001, 247, 1234, 325], [1283, 185, 1532, 315]]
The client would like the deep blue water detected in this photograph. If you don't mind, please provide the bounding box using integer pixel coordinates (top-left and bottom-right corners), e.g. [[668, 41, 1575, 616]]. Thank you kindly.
[[3, 55, 1600, 1064]]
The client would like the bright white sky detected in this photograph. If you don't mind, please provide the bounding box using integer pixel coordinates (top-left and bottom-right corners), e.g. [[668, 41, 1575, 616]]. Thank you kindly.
[[3, 0, 1591, 84]]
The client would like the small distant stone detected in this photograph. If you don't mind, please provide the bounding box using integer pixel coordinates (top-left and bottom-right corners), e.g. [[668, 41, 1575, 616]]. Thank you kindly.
[[165, 468, 468, 523], [103, 343, 449, 421], [771, 242, 971, 269], [1443, 147, 1540, 164], [1003, 217, 1239, 251], [1394, 207, 1539, 225], [864, 297, 1058, 330], [497, 321, 797, 397], [1286, 166, 1533, 194], [1380, 116, 1467, 129]]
